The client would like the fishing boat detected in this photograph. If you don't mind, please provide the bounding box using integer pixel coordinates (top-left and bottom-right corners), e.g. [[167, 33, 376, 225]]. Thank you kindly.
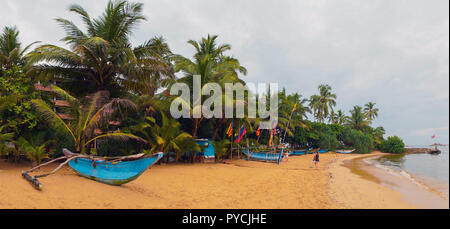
[[335, 149, 355, 154], [242, 149, 284, 164], [22, 148, 163, 190], [289, 150, 307, 156], [63, 149, 163, 185], [307, 149, 328, 154]]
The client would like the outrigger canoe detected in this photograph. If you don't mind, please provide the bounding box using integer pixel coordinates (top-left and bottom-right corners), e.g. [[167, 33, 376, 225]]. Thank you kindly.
[[63, 149, 163, 185], [22, 149, 163, 190], [242, 149, 284, 164]]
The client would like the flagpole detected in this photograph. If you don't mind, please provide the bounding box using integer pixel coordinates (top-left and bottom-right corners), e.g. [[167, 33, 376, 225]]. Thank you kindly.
[[282, 103, 297, 144], [230, 120, 233, 160]]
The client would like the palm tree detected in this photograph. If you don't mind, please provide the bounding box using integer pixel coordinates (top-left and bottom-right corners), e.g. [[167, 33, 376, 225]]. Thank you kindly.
[[364, 102, 379, 121], [278, 89, 310, 141], [333, 110, 347, 125], [28, 0, 173, 97], [212, 139, 231, 161], [0, 124, 14, 156], [30, 85, 144, 154], [0, 26, 39, 72], [309, 84, 336, 123], [373, 126, 385, 146], [15, 136, 53, 167], [346, 106, 370, 131], [131, 112, 199, 162], [173, 35, 247, 139]]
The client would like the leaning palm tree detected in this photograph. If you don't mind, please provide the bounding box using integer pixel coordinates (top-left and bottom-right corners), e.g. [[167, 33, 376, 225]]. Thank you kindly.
[[31, 85, 144, 154], [309, 84, 336, 123], [346, 106, 370, 131], [27, 0, 173, 97], [0, 26, 39, 72], [364, 102, 379, 121]]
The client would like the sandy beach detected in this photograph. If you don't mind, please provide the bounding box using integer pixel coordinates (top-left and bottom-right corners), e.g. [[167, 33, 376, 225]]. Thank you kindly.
[[0, 152, 447, 209]]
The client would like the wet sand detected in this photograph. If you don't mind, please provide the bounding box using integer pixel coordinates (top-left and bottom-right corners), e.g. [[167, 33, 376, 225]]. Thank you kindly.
[[0, 152, 445, 209], [344, 154, 448, 209]]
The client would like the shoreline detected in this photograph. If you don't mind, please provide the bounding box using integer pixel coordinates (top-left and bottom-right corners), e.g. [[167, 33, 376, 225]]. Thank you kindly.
[[329, 152, 448, 209], [0, 152, 447, 209]]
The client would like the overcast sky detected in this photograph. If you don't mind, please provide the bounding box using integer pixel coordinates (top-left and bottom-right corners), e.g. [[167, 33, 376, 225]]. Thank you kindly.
[[2, 0, 448, 145]]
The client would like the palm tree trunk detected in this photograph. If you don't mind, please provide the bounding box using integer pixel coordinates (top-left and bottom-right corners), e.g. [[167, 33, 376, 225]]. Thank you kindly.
[[212, 119, 225, 140]]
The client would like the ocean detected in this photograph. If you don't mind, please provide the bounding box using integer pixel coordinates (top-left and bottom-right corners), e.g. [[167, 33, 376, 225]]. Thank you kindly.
[[376, 146, 449, 182]]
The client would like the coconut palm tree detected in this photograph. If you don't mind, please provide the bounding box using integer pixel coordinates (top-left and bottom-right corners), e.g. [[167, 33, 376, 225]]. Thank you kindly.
[[364, 102, 379, 121], [278, 89, 310, 141], [333, 110, 347, 125], [309, 84, 336, 123], [0, 26, 39, 72], [373, 126, 385, 146], [173, 35, 247, 139], [27, 0, 173, 97], [131, 111, 199, 162], [30, 85, 144, 154], [346, 106, 370, 131]]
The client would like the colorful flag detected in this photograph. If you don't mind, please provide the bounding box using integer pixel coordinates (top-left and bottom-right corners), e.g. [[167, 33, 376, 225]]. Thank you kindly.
[[227, 120, 233, 137], [269, 130, 274, 147], [292, 103, 297, 112], [234, 126, 246, 143], [431, 134, 436, 139], [256, 125, 261, 136], [164, 90, 170, 96]]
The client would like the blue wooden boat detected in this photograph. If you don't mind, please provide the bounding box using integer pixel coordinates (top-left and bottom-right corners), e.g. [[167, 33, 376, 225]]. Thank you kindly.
[[289, 150, 307, 156], [318, 149, 328, 153], [63, 148, 163, 185], [307, 149, 328, 154], [242, 149, 284, 164]]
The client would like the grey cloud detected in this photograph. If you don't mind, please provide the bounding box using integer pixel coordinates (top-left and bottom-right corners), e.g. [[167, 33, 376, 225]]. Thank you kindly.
[[1, 0, 448, 144]]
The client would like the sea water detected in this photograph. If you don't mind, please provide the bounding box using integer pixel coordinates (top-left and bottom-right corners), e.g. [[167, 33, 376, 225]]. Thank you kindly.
[[377, 146, 449, 182]]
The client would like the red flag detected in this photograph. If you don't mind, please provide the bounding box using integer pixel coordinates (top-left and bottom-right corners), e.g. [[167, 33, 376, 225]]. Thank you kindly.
[[234, 126, 246, 143], [164, 90, 170, 96], [227, 120, 233, 137], [431, 134, 436, 139]]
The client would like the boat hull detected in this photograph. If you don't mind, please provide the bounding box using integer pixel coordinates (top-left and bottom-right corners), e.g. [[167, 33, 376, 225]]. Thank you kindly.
[[63, 149, 163, 185], [242, 150, 284, 164], [289, 150, 307, 156], [336, 150, 354, 154], [307, 149, 328, 154]]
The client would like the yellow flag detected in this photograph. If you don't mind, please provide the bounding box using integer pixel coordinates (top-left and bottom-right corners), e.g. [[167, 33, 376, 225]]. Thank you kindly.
[[292, 103, 297, 112]]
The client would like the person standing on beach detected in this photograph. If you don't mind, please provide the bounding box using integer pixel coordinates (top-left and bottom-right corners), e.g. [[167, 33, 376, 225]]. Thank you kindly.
[[313, 152, 320, 169]]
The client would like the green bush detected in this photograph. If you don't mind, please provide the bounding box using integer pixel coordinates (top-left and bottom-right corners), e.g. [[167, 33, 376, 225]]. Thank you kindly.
[[380, 136, 405, 153], [341, 127, 374, 154], [318, 131, 339, 150]]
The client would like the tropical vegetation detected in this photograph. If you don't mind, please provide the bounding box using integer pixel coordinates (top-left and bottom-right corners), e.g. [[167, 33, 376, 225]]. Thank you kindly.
[[0, 0, 405, 167]]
